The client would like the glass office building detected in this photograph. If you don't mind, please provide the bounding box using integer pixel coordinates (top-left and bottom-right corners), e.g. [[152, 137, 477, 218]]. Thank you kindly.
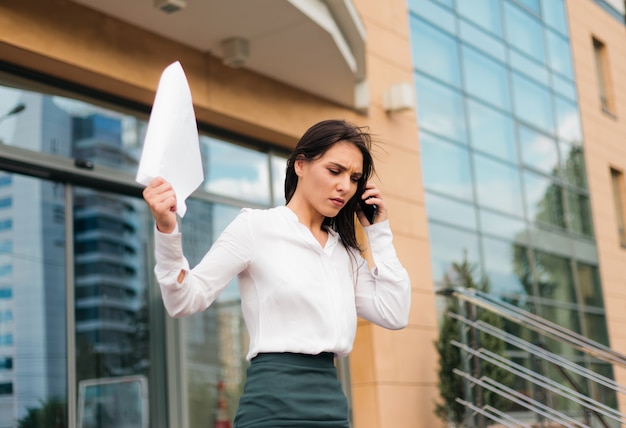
[[409, 0, 616, 409]]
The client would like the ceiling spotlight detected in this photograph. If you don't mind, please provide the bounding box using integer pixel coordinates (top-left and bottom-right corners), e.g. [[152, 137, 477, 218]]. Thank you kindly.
[[221, 37, 249, 68], [154, 0, 186, 14]]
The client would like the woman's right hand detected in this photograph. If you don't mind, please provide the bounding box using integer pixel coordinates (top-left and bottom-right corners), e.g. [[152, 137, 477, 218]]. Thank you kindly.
[[143, 177, 177, 233]]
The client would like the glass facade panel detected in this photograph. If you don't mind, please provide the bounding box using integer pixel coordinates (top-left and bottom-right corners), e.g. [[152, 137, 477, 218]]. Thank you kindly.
[[456, 0, 502, 36], [0, 174, 68, 428], [479, 209, 527, 242], [415, 74, 467, 143], [462, 45, 511, 111], [509, 49, 550, 87], [565, 190, 593, 237], [523, 170, 565, 229], [271, 153, 287, 206], [546, 29, 574, 80], [467, 99, 516, 162], [425, 192, 477, 230], [458, 20, 507, 62], [555, 97, 583, 144], [421, 132, 473, 200], [429, 222, 480, 285], [410, 17, 461, 87], [512, 73, 555, 135], [408, 0, 456, 34], [533, 251, 576, 303], [518, 125, 559, 176], [181, 201, 247, 426], [504, 2, 545, 63], [576, 263, 604, 308], [74, 187, 157, 428], [513, 0, 540, 14], [482, 237, 528, 297], [541, 0, 568, 35], [552, 73, 578, 102], [560, 142, 587, 189], [203, 137, 271, 205], [582, 312, 610, 346], [474, 154, 523, 216]]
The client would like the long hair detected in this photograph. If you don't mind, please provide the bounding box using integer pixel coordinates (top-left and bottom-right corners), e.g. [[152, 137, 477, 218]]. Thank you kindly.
[[284, 119, 375, 251]]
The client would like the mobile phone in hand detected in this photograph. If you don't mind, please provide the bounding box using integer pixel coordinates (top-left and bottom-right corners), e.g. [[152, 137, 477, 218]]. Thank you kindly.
[[359, 197, 377, 225]]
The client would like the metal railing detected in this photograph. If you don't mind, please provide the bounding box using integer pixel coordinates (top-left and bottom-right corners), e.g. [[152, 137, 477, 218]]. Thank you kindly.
[[436, 287, 626, 428]]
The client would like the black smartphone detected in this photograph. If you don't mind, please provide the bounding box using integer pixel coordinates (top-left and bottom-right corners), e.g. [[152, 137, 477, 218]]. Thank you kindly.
[[359, 196, 377, 225]]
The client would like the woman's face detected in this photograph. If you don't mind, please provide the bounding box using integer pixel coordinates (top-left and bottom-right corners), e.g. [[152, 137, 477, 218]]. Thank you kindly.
[[295, 141, 363, 219]]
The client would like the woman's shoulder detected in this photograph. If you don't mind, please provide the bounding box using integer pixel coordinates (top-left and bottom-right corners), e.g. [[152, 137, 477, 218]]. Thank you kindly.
[[237, 206, 290, 224]]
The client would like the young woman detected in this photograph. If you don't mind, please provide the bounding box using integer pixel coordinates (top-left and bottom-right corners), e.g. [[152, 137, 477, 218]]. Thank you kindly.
[[143, 119, 411, 427]]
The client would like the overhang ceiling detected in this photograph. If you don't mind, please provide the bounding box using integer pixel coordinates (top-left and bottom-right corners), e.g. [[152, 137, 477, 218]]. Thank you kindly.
[[70, 0, 367, 110]]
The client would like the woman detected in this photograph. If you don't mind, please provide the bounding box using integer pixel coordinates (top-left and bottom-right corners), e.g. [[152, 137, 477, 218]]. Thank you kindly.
[[143, 119, 411, 427]]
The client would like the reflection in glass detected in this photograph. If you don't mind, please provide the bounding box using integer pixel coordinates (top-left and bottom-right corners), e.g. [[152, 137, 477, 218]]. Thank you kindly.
[[467, 99, 516, 162], [421, 132, 473, 200], [555, 97, 582, 144], [0, 174, 67, 427], [462, 46, 511, 111], [518, 125, 559, 176], [560, 142, 587, 189], [425, 192, 477, 230], [458, 20, 506, 62], [514, 0, 540, 14], [523, 170, 565, 229], [565, 190, 593, 236], [546, 30, 574, 80], [509, 49, 549, 87], [181, 200, 248, 426], [203, 137, 271, 205], [428, 222, 480, 285], [479, 209, 527, 241], [408, 0, 455, 34], [552, 73, 577, 102], [512, 73, 554, 135], [541, 0, 568, 36], [533, 251, 576, 304], [482, 237, 528, 297], [456, 0, 502, 36], [271, 154, 287, 207], [576, 263, 604, 308], [410, 17, 461, 87], [583, 312, 610, 346], [474, 154, 523, 216], [415, 74, 467, 144], [504, 2, 545, 63], [74, 186, 155, 425]]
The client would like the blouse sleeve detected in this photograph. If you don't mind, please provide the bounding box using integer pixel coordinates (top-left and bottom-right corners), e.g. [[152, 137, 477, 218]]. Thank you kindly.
[[153, 209, 254, 318], [354, 220, 411, 329]]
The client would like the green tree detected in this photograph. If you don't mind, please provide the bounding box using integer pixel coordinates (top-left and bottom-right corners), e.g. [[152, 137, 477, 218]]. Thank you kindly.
[[17, 397, 67, 428], [434, 258, 512, 426]]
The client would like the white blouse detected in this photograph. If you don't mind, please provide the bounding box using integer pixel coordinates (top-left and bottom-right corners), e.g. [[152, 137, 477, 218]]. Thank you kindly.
[[154, 205, 411, 360]]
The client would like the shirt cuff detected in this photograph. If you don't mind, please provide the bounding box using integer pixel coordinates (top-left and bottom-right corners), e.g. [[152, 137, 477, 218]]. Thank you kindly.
[[365, 220, 398, 261], [154, 223, 190, 285]]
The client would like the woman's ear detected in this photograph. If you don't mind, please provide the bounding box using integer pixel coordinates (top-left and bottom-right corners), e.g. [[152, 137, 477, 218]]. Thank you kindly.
[[294, 156, 306, 177]]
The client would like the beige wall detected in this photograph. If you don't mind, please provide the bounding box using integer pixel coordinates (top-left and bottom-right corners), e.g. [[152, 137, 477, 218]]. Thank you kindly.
[[0, 0, 439, 426], [567, 0, 626, 412]]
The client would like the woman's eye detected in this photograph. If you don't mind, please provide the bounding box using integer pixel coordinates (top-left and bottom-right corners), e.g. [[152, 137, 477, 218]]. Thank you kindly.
[[351, 177, 360, 183], [329, 169, 339, 175]]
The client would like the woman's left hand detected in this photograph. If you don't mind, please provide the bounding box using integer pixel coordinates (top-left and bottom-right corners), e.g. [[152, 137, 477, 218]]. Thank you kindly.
[[356, 182, 388, 226]]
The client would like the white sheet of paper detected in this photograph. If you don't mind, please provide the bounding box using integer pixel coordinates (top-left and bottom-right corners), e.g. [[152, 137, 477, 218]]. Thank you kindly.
[[135, 61, 203, 217]]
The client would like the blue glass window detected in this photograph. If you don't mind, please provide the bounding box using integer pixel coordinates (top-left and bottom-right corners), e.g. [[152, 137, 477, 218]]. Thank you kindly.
[[523, 170, 565, 229], [425, 192, 477, 230], [457, 0, 502, 36], [474, 154, 524, 216], [479, 209, 527, 242], [0, 334, 12, 346], [504, 2, 545, 63], [462, 46, 511, 111], [467, 99, 516, 162], [409, 0, 456, 34], [546, 30, 574, 80], [429, 222, 481, 285], [458, 20, 506, 62], [560, 142, 587, 189], [566, 190, 593, 236], [552, 73, 577, 102], [533, 251, 576, 303], [410, 18, 461, 87], [512, 73, 555, 135], [421, 132, 473, 200], [518, 125, 559, 176], [513, 0, 540, 15], [482, 237, 529, 297], [0, 197, 11, 209], [0, 219, 11, 231], [541, 0, 569, 36], [555, 97, 582, 144], [415, 74, 467, 143], [509, 49, 550, 87], [0, 288, 11, 299]]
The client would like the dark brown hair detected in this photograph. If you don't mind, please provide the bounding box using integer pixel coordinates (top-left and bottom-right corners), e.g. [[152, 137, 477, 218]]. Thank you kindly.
[[285, 119, 375, 250]]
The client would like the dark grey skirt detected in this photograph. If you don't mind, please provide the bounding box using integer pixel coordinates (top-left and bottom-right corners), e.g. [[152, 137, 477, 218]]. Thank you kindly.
[[233, 352, 350, 428]]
